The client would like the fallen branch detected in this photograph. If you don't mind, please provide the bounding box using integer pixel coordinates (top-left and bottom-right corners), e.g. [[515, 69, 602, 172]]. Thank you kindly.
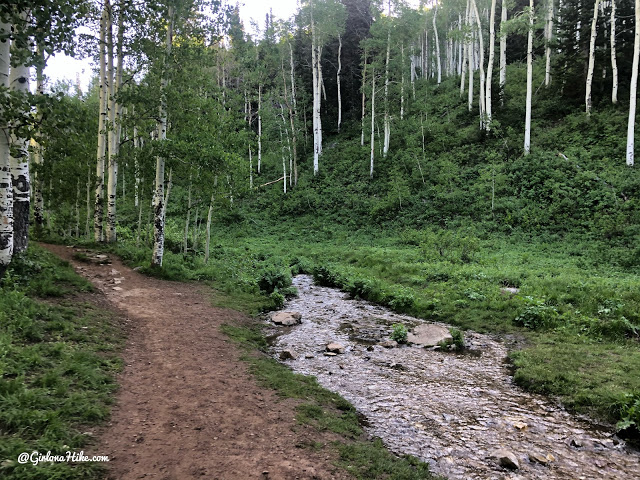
[[257, 176, 285, 188]]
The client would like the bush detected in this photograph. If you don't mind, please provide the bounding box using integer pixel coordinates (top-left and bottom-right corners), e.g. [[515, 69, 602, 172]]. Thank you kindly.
[[513, 296, 559, 330], [312, 265, 343, 288], [257, 267, 291, 294], [387, 288, 415, 313], [617, 393, 640, 433], [450, 328, 465, 350], [390, 323, 408, 344], [269, 291, 285, 310]]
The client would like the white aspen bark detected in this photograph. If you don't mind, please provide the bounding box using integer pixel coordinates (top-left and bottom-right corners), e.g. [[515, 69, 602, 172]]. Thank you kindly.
[[486, 0, 497, 130], [361, 48, 367, 146], [611, 0, 618, 104], [311, 10, 323, 175], [184, 170, 192, 254], [627, 0, 640, 166], [337, 34, 342, 132], [433, 7, 442, 84], [545, 0, 554, 86], [525, 0, 534, 155], [471, 0, 486, 128], [370, 69, 376, 178], [192, 206, 199, 252], [249, 147, 253, 189], [75, 178, 80, 237], [134, 121, 139, 207], [410, 46, 416, 98], [33, 48, 45, 228], [95, 7, 108, 242], [401, 43, 405, 120], [289, 42, 297, 110], [136, 179, 144, 246], [500, 0, 508, 105], [163, 168, 172, 218], [115, 5, 124, 152], [86, 163, 91, 237], [258, 84, 262, 173], [586, 0, 600, 116], [468, 14, 474, 112], [9, 35, 30, 253], [383, 28, 391, 157], [461, 4, 468, 96], [0, 20, 12, 276], [204, 193, 214, 264], [106, 0, 118, 243], [152, 6, 174, 267]]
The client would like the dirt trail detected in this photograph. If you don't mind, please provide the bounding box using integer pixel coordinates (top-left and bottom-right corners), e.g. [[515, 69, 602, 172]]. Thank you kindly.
[[42, 244, 348, 480]]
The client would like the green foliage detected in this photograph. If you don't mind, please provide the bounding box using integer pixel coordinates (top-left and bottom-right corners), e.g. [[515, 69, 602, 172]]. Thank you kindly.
[[257, 266, 291, 294], [449, 328, 465, 350], [390, 324, 408, 344], [269, 290, 285, 310], [513, 297, 559, 330], [616, 393, 640, 433]]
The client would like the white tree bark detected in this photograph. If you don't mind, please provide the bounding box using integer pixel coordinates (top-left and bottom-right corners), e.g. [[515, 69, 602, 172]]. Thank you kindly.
[[337, 34, 342, 132], [545, 0, 554, 86], [471, 0, 486, 128], [433, 7, 442, 84], [361, 49, 367, 146], [370, 69, 376, 178], [152, 6, 174, 266], [184, 170, 192, 254], [461, 4, 469, 96], [106, 0, 118, 242], [311, 9, 322, 175], [383, 28, 391, 157], [525, 0, 534, 155], [32, 48, 45, 228], [586, 0, 601, 116], [611, 0, 618, 104], [9, 29, 30, 253], [401, 43, 405, 120], [499, 0, 508, 105], [289, 42, 297, 110], [0, 20, 12, 276], [258, 83, 262, 173], [95, 7, 108, 242], [468, 5, 474, 112], [486, 0, 497, 130], [627, 0, 640, 166], [204, 193, 214, 264]]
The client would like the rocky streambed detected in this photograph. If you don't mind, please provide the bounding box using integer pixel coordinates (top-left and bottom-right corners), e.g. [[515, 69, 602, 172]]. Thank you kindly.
[[266, 275, 640, 480]]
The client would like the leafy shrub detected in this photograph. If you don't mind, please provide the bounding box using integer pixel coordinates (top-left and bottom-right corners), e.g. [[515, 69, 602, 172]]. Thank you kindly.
[[449, 328, 465, 350], [464, 288, 486, 301], [279, 286, 299, 299], [617, 393, 640, 433], [513, 296, 559, 329], [269, 291, 285, 310], [257, 267, 291, 294], [390, 323, 408, 343], [387, 288, 415, 313], [347, 277, 374, 299], [290, 256, 312, 275], [312, 265, 343, 288]]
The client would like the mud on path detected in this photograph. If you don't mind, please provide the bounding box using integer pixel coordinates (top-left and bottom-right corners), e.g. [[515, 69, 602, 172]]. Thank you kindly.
[[41, 244, 350, 480]]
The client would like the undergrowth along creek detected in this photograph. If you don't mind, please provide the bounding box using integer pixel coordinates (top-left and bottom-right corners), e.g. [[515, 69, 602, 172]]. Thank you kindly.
[[0, 245, 123, 480], [60, 218, 640, 441]]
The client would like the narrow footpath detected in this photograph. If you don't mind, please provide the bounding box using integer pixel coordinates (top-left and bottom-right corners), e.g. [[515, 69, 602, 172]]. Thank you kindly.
[[42, 244, 349, 480]]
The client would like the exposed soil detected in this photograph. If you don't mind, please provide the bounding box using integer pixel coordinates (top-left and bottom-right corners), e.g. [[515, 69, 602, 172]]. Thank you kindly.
[[41, 244, 350, 480]]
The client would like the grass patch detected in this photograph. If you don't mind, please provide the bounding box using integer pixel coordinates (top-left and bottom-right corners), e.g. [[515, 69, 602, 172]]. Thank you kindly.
[[0, 245, 123, 480], [221, 323, 439, 479]]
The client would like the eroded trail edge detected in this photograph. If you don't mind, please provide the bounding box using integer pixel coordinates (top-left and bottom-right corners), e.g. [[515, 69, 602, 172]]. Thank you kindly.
[[270, 275, 640, 480], [42, 244, 349, 480]]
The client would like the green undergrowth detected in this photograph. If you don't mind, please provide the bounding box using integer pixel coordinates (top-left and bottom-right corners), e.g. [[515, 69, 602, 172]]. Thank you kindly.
[[0, 245, 123, 480], [221, 324, 440, 479]]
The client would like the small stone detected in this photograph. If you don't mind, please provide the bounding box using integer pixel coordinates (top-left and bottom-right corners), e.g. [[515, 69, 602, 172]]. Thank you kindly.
[[366, 345, 375, 351], [513, 421, 528, 431], [133, 266, 143, 271], [491, 449, 519, 470], [567, 437, 583, 448], [279, 350, 297, 360], [112, 286, 123, 291], [326, 342, 345, 354], [379, 340, 398, 348], [528, 452, 548, 464], [546, 454, 555, 462], [324, 352, 337, 357], [304, 354, 314, 359]]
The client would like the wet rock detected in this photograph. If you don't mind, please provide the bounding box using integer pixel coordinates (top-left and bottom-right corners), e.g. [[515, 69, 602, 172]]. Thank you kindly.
[[379, 340, 398, 348], [279, 349, 297, 360], [491, 449, 519, 470], [512, 421, 528, 431], [324, 352, 337, 357], [407, 324, 452, 347], [304, 354, 314, 359], [366, 345, 375, 351], [528, 451, 549, 464], [326, 343, 345, 354], [270, 311, 302, 326]]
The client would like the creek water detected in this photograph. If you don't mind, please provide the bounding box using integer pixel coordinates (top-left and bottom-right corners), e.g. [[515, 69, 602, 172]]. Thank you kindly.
[[267, 275, 640, 480]]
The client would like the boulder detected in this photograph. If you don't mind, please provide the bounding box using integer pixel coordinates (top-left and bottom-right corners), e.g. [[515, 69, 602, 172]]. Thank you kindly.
[[407, 324, 452, 347], [279, 349, 297, 360], [326, 343, 345, 354], [490, 449, 519, 470], [270, 311, 302, 326], [379, 340, 398, 348]]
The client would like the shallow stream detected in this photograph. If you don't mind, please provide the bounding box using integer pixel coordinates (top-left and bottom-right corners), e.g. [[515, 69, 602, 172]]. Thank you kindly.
[[267, 275, 640, 480]]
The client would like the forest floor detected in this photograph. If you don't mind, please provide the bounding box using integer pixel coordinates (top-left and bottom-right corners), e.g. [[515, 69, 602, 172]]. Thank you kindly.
[[41, 243, 352, 480]]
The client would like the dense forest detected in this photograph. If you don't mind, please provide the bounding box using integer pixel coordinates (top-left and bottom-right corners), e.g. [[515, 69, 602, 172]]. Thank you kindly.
[[1, 0, 640, 477]]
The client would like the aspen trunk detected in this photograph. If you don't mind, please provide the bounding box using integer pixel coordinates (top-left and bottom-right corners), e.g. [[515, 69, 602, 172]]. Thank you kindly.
[[184, 170, 192, 254], [289, 42, 297, 110], [361, 49, 367, 146], [86, 163, 91, 237], [134, 121, 139, 207], [0, 20, 12, 277], [33, 49, 45, 228], [486, 0, 497, 130], [152, 6, 174, 267], [433, 7, 442, 84], [468, 9, 474, 113], [499, 0, 508, 105], [611, 0, 618, 104], [471, 0, 486, 128], [106, 0, 118, 242], [461, 5, 468, 96], [383, 28, 391, 157], [627, 0, 640, 166], [311, 12, 322, 175], [545, 0, 554, 86], [258, 84, 262, 174], [586, 0, 600, 116], [337, 34, 342, 132], [525, 0, 534, 155], [9, 37, 30, 253], [95, 7, 108, 242], [204, 193, 214, 264], [75, 178, 80, 237], [401, 43, 405, 120], [249, 147, 253, 189], [370, 69, 376, 178]]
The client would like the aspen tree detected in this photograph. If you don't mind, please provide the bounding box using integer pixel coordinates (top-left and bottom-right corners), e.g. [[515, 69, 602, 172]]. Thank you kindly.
[[499, 0, 507, 105], [486, 0, 497, 130], [627, 0, 640, 166], [337, 34, 342, 132], [525, 0, 534, 154], [611, 0, 618, 104], [383, 22, 391, 157], [370, 68, 376, 178], [95, 6, 108, 242], [32, 52, 45, 228], [361, 48, 367, 146], [433, 6, 442, 84], [106, 0, 118, 242], [0, 20, 12, 277], [471, 0, 486, 128], [204, 193, 214, 264], [545, 0, 554, 86], [586, 0, 600, 116]]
